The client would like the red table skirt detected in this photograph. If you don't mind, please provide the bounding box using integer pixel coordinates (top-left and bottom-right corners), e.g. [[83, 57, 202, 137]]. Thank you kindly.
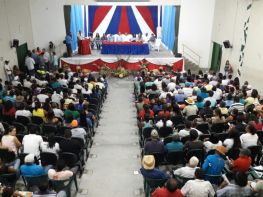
[[103, 41, 147, 45], [78, 39, 91, 55]]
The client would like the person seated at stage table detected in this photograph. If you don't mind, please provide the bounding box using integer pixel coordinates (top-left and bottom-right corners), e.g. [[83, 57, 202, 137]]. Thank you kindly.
[[89, 33, 95, 49], [101, 33, 108, 42], [137, 33, 144, 42], [95, 33, 102, 49], [131, 33, 137, 42], [123, 32, 130, 42], [108, 32, 115, 42], [77, 30, 85, 41], [148, 33, 156, 50], [143, 33, 150, 42], [116, 32, 123, 42]]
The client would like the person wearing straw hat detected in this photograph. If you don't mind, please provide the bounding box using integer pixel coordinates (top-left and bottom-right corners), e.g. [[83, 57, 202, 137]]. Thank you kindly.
[[202, 146, 225, 176], [216, 170, 252, 197], [140, 155, 170, 180], [182, 97, 198, 118]]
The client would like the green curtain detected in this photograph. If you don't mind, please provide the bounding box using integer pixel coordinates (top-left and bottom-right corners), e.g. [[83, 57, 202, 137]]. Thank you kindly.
[[173, 6, 181, 54], [64, 5, 71, 34]]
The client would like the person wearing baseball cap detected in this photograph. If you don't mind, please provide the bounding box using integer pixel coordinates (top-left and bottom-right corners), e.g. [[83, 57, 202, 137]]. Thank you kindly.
[[21, 153, 48, 176], [143, 129, 164, 155], [202, 146, 226, 176], [216, 170, 252, 197], [227, 148, 251, 172], [71, 120, 88, 143], [140, 155, 170, 180]]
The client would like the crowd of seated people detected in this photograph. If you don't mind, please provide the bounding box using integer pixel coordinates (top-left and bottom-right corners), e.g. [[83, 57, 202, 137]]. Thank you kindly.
[[135, 68, 263, 196], [0, 67, 108, 194]]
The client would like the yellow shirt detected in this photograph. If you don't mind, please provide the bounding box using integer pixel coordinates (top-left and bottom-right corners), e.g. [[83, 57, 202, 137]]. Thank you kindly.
[[95, 82, 105, 89], [87, 83, 93, 90], [90, 81, 96, 87], [33, 109, 45, 119], [245, 97, 258, 109]]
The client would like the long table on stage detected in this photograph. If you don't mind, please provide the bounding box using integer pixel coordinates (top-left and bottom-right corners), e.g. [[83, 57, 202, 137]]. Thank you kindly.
[[78, 39, 91, 55], [101, 42, 149, 55]]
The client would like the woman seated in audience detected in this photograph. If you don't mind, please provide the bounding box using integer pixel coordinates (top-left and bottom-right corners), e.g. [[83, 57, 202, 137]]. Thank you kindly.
[[240, 124, 258, 149], [82, 84, 92, 95], [152, 100, 163, 112], [1, 125, 22, 156], [64, 103, 79, 119], [208, 108, 225, 125], [33, 102, 47, 119], [224, 129, 241, 152], [149, 84, 160, 95], [198, 70, 204, 78], [225, 93, 234, 107], [245, 90, 259, 109], [195, 96, 204, 109], [218, 101, 228, 115], [40, 133, 60, 158], [225, 108, 238, 123], [184, 129, 203, 152], [156, 115, 173, 129], [166, 93, 172, 104], [13, 65, 22, 76], [43, 98, 51, 112], [2, 100, 16, 117], [139, 104, 154, 120], [202, 101, 213, 115], [202, 132, 222, 153], [157, 104, 170, 119], [247, 113, 262, 130], [43, 109, 61, 128], [63, 113, 73, 127], [78, 110, 93, 128], [82, 104, 96, 121], [169, 104, 182, 117], [193, 111, 207, 128], [139, 113, 153, 131], [90, 88, 99, 99]]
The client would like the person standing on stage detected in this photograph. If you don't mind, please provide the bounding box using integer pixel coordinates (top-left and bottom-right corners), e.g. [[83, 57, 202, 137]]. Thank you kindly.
[[65, 32, 73, 57], [116, 32, 123, 42], [42, 49, 50, 71], [77, 30, 85, 41], [108, 32, 115, 42]]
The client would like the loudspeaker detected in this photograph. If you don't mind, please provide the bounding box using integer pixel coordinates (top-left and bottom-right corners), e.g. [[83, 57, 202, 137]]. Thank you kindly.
[[223, 40, 232, 48], [174, 53, 182, 58], [63, 52, 68, 58], [12, 39, 19, 48]]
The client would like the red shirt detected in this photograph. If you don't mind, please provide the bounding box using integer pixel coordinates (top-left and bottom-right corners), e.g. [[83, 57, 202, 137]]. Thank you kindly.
[[139, 110, 154, 120], [254, 123, 263, 131], [143, 98, 150, 104], [232, 157, 251, 172], [159, 111, 170, 117], [3, 108, 16, 117], [152, 188, 184, 197]]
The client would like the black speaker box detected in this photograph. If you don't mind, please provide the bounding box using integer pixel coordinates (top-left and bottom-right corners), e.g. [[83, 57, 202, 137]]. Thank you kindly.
[[13, 39, 19, 48], [63, 52, 68, 58], [175, 53, 182, 58], [223, 40, 232, 48]]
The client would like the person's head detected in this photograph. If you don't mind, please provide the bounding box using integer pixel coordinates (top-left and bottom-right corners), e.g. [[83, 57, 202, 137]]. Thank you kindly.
[[29, 125, 39, 134], [233, 170, 248, 187], [246, 124, 257, 135], [4, 125, 16, 136], [232, 108, 238, 116], [142, 155, 155, 170], [189, 129, 198, 140], [46, 109, 55, 121], [172, 104, 180, 114], [227, 93, 233, 101], [38, 178, 49, 192], [251, 90, 258, 99], [239, 149, 251, 158], [172, 133, 180, 142], [229, 129, 241, 148], [118, 31, 121, 35], [4, 100, 13, 112], [233, 96, 240, 103], [144, 113, 150, 123], [65, 113, 73, 124], [64, 129, 72, 138], [184, 120, 191, 129], [4, 60, 9, 65], [196, 96, 202, 103], [24, 153, 35, 164], [214, 108, 222, 118], [68, 103, 75, 111], [195, 169, 205, 180], [2, 187, 14, 197], [189, 156, 199, 168], [56, 159, 66, 171], [210, 132, 220, 144], [51, 102, 57, 109], [204, 100, 211, 107], [208, 91, 214, 97], [165, 178, 178, 193], [151, 129, 159, 139]]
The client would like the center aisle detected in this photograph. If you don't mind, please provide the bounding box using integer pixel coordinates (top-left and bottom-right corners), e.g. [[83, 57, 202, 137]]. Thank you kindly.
[[77, 76, 144, 197]]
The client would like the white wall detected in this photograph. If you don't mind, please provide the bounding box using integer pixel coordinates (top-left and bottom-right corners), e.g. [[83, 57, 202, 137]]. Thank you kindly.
[[29, 0, 67, 57], [178, 0, 215, 68], [63, 0, 181, 5], [0, 0, 34, 80]]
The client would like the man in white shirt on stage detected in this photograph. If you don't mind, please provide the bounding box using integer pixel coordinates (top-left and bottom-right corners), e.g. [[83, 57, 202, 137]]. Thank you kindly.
[[116, 32, 123, 42], [143, 33, 150, 42], [77, 30, 86, 41], [123, 32, 130, 42]]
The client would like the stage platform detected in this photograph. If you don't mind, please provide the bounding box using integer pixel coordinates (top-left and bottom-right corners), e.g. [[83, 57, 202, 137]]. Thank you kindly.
[[60, 43, 184, 72]]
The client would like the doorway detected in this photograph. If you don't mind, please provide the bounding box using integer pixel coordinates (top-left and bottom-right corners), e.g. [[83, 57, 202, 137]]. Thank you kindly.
[[210, 42, 222, 72], [16, 43, 28, 73]]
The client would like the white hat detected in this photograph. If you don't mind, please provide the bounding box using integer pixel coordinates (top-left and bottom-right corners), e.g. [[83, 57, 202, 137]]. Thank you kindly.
[[189, 156, 199, 167], [24, 153, 35, 163]]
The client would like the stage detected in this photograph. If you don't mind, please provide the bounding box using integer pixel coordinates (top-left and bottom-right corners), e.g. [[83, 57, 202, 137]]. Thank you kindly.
[[60, 43, 184, 73]]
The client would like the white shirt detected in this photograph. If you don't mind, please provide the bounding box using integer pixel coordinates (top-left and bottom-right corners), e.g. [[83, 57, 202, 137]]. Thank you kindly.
[[209, 81, 218, 86], [178, 128, 202, 138], [203, 97, 217, 103], [24, 81, 32, 89], [183, 105, 198, 117], [71, 128, 87, 143], [123, 35, 130, 42], [37, 94, 49, 103], [51, 93, 63, 105], [74, 84, 82, 90], [222, 80, 228, 86], [143, 35, 150, 42], [213, 91, 221, 100], [183, 88, 193, 98], [25, 57, 35, 70], [22, 134, 43, 158], [159, 92, 168, 100], [38, 80, 48, 86], [116, 35, 123, 42], [82, 88, 92, 95], [40, 142, 60, 157], [203, 140, 222, 153], [77, 32, 85, 40], [53, 108, 64, 119], [174, 166, 199, 178], [181, 179, 215, 197], [12, 81, 22, 87], [156, 120, 173, 129], [223, 138, 234, 152], [167, 82, 176, 91], [5, 64, 12, 75], [240, 133, 258, 149], [43, 52, 50, 62], [15, 110, 32, 119], [154, 80, 162, 90], [58, 79, 68, 87]]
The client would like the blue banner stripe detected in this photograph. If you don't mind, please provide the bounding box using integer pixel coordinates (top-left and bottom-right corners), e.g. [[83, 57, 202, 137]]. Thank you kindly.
[[105, 6, 122, 35], [147, 6, 158, 33], [88, 6, 100, 36], [126, 6, 142, 34], [84, 6, 87, 37], [160, 6, 162, 27]]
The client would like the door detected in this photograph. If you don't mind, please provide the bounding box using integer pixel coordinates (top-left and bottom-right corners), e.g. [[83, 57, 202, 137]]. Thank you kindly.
[[210, 42, 221, 72], [16, 43, 28, 73]]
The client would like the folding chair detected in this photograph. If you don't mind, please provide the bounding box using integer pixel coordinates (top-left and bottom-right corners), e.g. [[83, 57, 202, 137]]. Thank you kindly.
[[40, 152, 57, 166], [59, 126, 71, 136], [163, 136, 173, 146], [173, 174, 194, 189], [0, 170, 21, 189], [158, 127, 173, 138], [3, 114, 15, 125], [144, 178, 166, 197], [165, 151, 183, 165], [247, 145, 262, 166], [42, 125, 58, 136], [17, 116, 30, 126], [171, 116, 184, 127], [226, 148, 240, 161], [12, 122, 26, 134], [218, 133, 229, 143], [181, 136, 190, 144], [184, 149, 204, 166], [211, 123, 225, 133], [72, 137, 89, 161], [196, 123, 209, 134], [199, 134, 210, 141], [22, 174, 47, 191], [187, 115, 198, 121], [31, 116, 44, 125], [151, 152, 164, 168]]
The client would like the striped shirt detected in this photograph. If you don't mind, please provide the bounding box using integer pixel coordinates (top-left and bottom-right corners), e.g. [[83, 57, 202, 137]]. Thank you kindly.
[[217, 184, 252, 197], [228, 103, 245, 113]]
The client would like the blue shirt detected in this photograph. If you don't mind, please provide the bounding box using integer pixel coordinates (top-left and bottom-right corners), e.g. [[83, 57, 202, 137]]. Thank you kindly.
[[164, 142, 183, 154], [3, 95, 16, 106], [195, 102, 204, 108], [219, 85, 225, 91], [195, 88, 201, 94], [197, 93, 209, 102], [32, 53, 40, 64], [116, 35, 123, 42], [152, 105, 163, 112], [225, 100, 234, 107], [108, 35, 115, 42], [175, 94, 185, 102], [51, 82, 62, 89], [240, 98, 245, 105], [21, 164, 46, 176], [65, 35, 72, 44], [202, 154, 225, 176], [140, 167, 170, 180]]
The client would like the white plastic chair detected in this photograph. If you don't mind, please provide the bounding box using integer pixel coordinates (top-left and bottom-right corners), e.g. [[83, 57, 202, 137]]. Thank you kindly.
[[153, 38, 161, 51]]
